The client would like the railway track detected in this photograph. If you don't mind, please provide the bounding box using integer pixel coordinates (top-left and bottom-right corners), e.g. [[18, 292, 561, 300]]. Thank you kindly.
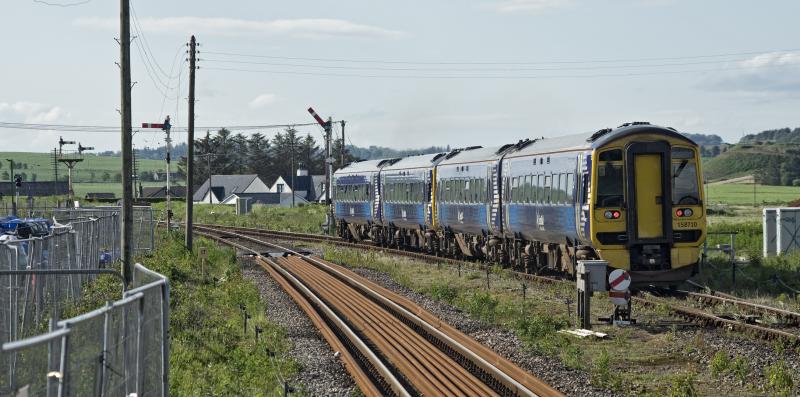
[[195, 225, 563, 397], [191, 223, 800, 345]]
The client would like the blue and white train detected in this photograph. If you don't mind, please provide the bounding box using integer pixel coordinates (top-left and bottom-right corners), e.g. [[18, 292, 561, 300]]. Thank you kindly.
[[333, 123, 707, 286]]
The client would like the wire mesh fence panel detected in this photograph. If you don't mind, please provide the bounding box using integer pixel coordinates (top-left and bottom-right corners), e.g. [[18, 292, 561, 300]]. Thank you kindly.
[[2, 206, 163, 397], [0, 328, 66, 397]]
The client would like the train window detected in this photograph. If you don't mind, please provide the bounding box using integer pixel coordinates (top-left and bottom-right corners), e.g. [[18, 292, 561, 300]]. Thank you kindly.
[[560, 174, 568, 204], [523, 175, 530, 204], [534, 175, 541, 203], [543, 175, 551, 203], [555, 174, 562, 204], [673, 161, 700, 205], [566, 173, 575, 202], [597, 163, 624, 207], [599, 149, 623, 162]]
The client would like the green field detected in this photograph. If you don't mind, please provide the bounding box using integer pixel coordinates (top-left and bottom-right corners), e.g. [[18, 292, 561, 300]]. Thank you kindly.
[[0, 152, 166, 183], [705, 183, 799, 206]]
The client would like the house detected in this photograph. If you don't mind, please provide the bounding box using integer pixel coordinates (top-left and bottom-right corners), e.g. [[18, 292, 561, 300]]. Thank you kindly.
[[0, 181, 68, 197], [141, 186, 187, 199], [267, 169, 326, 203], [193, 174, 270, 204]]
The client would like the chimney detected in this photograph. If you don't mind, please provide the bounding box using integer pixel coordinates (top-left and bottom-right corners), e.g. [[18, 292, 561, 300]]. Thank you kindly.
[[296, 168, 309, 177]]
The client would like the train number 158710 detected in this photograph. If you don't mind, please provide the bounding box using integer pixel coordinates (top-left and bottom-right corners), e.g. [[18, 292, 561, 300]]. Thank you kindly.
[[676, 221, 699, 228]]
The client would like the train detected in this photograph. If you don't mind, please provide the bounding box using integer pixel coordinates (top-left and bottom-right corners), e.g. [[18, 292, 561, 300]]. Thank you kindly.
[[332, 122, 707, 287]]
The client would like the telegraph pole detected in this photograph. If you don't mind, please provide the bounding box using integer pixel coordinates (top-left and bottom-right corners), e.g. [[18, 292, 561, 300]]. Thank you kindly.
[[120, 0, 134, 286], [325, 117, 333, 233], [164, 116, 173, 228], [185, 35, 196, 251], [340, 120, 346, 168]]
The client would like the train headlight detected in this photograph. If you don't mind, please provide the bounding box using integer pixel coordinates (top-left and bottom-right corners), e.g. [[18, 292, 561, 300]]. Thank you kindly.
[[675, 208, 693, 217], [604, 210, 621, 219]]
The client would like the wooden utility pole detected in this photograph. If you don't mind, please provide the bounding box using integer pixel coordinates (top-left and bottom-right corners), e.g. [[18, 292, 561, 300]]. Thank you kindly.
[[340, 120, 346, 168], [325, 117, 333, 233], [185, 35, 196, 251], [120, 0, 133, 285]]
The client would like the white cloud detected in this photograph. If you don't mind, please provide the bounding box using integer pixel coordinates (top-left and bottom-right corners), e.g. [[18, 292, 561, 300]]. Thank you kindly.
[[0, 101, 70, 123], [248, 94, 277, 109], [73, 17, 404, 39], [492, 0, 573, 13], [700, 51, 800, 95]]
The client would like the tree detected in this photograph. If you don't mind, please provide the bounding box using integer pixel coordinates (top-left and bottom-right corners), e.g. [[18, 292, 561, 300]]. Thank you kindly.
[[102, 172, 110, 182], [711, 146, 721, 157], [269, 128, 305, 182], [1, 171, 8, 180], [113, 173, 122, 183], [90, 171, 96, 182], [31, 173, 37, 182]]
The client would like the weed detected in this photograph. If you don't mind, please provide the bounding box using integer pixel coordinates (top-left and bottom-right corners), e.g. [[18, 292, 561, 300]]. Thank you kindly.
[[731, 355, 750, 384], [560, 341, 583, 369], [465, 292, 499, 322], [764, 360, 794, 397], [428, 280, 460, 304], [667, 373, 697, 397], [709, 351, 731, 377], [593, 349, 611, 385]]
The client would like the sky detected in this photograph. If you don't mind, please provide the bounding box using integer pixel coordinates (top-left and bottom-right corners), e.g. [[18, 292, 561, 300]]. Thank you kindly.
[[1, 0, 799, 153]]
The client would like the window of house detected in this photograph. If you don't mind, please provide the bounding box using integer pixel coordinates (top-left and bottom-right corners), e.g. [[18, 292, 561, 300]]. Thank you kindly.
[[276, 183, 284, 193]]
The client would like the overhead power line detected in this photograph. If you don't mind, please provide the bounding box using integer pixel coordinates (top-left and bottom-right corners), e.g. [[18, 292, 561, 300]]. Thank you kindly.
[[202, 55, 792, 72], [0, 121, 337, 134], [203, 48, 800, 66], [202, 61, 800, 80]]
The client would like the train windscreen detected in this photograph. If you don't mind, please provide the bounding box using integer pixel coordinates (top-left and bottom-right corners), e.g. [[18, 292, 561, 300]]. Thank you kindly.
[[671, 147, 700, 205], [597, 162, 624, 207]]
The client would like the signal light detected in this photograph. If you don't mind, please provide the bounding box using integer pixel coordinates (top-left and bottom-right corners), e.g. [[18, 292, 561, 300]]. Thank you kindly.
[[676, 209, 683, 217], [613, 211, 620, 219]]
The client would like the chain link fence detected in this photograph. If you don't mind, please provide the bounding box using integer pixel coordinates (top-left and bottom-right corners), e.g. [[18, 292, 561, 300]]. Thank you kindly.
[[1, 206, 165, 396]]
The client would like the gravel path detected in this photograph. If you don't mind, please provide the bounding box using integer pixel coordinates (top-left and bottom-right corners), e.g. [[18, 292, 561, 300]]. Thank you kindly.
[[351, 267, 616, 397], [240, 256, 355, 396]]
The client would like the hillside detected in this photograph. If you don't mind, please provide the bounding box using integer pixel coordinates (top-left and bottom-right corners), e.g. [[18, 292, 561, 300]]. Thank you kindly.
[[0, 152, 167, 183], [740, 127, 800, 144], [702, 141, 800, 185]]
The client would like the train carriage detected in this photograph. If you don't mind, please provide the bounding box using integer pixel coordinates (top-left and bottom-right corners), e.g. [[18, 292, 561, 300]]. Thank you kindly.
[[380, 152, 447, 248], [333, 158, 398, 241]]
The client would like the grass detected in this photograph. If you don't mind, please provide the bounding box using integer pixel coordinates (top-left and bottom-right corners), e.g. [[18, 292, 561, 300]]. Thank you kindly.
[[65, 232, 301, 396], [705, 183, 799, 206], [0, 152, 165, 183], [154, 201, 328, 234]]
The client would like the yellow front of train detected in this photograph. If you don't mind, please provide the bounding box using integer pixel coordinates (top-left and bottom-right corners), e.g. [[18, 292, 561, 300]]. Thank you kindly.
[[589, 130, 706, 287]]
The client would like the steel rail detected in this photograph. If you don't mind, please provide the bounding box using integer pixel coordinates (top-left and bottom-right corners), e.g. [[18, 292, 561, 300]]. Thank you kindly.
[[196, 224, 800, 346], [195, 225, 564, 397], [194, 230, 408, 397]]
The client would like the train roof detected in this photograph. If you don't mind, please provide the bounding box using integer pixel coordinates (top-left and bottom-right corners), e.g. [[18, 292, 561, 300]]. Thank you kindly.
[[381, 152, 447, 171], [437, 145, 508, 166], [506, 123, 696, 158], [335, 158, 399, 175]]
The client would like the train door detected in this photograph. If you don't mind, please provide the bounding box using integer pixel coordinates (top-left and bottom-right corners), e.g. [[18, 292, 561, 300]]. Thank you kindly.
[[634, 154, 663, 238], [625, 141, 673, 270]]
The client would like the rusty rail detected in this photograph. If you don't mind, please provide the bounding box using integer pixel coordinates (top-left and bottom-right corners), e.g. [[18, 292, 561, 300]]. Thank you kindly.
[[196, 225, 564, 397]]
